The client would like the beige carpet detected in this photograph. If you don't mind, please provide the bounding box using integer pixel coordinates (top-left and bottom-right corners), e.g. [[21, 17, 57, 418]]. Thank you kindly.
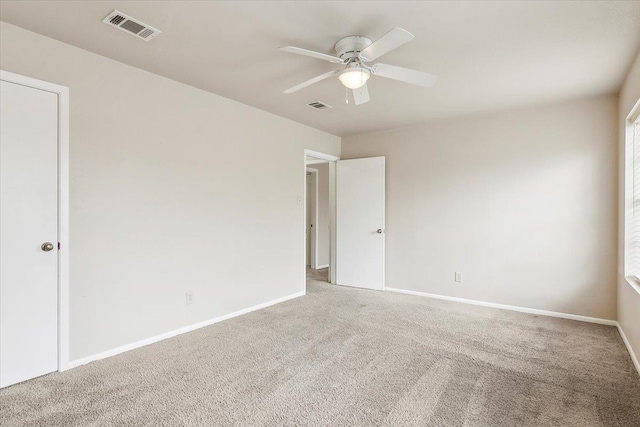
[[1, 268, 639, 426]]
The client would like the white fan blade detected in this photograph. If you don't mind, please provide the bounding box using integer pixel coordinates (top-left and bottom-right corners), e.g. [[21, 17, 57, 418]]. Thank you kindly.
[[280, 46, 344, 64], [283, 70, 339, 94], [372, 63, 437, 87], [352, 84, 370, 105], [359, 27, 414, 62]]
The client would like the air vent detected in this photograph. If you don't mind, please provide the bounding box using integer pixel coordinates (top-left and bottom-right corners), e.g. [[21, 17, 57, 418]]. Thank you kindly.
[[102, 10, 161, 42], [307, 101, 332, 111]]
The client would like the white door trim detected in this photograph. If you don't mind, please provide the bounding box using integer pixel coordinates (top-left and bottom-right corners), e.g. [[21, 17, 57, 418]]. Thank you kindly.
[[305, 150, 340, 163], [304, 150, 339, 286], [328, 161, 336, 283], [0, 70, 70, 372], [306, 167, 319, 269], [306, 159, 328, 165]]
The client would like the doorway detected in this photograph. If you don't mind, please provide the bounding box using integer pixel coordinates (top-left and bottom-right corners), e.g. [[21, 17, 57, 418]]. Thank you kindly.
[[304, 150, 338, 288], [0, 71, 70, 387], [303, 149, 386, 293]]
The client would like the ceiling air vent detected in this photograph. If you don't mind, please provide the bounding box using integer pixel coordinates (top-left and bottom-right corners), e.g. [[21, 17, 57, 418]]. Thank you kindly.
[[102, 10, 161, 42], [307, 101, 332, 111]]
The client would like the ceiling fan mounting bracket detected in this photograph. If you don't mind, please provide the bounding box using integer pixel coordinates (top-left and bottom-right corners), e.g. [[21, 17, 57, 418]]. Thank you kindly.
[[334, 36, 372, 60]]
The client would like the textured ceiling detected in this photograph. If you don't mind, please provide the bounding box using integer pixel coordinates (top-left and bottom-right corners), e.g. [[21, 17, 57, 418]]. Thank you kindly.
[[1, 1, 640, 136]]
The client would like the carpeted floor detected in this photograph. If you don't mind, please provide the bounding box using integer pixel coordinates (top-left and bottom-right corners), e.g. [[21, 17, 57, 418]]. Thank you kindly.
[[1, 268, 639, 426]]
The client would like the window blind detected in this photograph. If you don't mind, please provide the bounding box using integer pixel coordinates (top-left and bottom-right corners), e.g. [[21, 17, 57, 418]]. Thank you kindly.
[[631, 116, 640, 279]]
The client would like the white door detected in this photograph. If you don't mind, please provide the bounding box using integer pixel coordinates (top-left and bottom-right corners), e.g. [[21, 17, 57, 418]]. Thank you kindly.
[[336, 157, 385, 290], [0, 80, 59, 388]]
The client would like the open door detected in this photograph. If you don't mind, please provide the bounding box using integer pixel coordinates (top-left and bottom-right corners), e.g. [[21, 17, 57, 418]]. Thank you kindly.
[[336, 157, 385, 290]]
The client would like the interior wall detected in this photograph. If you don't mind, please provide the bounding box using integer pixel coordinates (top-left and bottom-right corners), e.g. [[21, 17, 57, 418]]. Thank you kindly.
[[313, 163, 330, 268], [306, 172, 314, 266], [343, 95, 618, 319], [619, 48, 640, 367], [0, 22, 340, 361]]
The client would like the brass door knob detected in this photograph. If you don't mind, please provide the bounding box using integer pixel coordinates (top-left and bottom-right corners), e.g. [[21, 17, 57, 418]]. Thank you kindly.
[[41, 242, 54, 252]]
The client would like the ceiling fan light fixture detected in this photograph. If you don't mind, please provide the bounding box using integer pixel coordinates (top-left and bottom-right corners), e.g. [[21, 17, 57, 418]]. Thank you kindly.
[[339, 68, 370, 89]]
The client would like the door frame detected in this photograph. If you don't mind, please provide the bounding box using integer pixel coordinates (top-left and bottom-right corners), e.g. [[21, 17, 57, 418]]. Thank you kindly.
[[306, 167, 318, 269], [1, 70, 70, 372], [304, 149, 339, 286]]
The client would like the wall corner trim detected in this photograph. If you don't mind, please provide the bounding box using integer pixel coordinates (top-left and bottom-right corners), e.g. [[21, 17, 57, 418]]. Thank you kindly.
[[68, 291, 305, 369]]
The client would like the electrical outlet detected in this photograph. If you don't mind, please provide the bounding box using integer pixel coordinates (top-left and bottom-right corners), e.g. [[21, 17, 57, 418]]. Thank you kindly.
[[186, 291, 194, 305], [454, 272, 463, 282]]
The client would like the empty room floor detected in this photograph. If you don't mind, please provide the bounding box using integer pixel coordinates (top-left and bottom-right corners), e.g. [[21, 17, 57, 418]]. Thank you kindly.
[[1, 275, 639, 426]]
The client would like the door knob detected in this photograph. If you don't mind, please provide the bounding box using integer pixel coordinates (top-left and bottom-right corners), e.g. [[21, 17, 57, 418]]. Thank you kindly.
[[41, 242, 54, 252], [377, 229, 383, 234]]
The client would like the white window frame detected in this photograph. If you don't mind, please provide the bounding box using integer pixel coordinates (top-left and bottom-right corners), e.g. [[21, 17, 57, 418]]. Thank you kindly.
[[624, 97, 640, 293]]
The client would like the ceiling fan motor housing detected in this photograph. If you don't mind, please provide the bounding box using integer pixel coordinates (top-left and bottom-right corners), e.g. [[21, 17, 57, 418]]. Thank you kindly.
[[334, 36, 372, 61]]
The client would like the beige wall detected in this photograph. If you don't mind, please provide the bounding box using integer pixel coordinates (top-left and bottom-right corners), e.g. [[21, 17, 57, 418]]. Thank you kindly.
[[306, 173, 314, 266], [619, 48, 640, 366], [0, 22, 340, 361], [343, 95, 618, 319], [312, 163, 330, 268]]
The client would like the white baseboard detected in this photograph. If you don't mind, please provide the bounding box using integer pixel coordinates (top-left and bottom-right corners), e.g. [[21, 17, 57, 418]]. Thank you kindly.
[[387, 287, 640, 376], [315, 264, 329, 269], [616, 323, 640, 376], [64, 286, 640, 378], [385, 287, 617, 326], [67, 291, 305, 369]]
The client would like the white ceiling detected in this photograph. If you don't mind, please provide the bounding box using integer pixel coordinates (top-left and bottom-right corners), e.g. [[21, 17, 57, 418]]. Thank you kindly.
[[2, 1, 640, 136]]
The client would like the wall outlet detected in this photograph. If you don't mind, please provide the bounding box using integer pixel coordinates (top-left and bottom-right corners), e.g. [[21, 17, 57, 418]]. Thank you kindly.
[[186, 291, 194, 305], [454, 272, 463, 282]]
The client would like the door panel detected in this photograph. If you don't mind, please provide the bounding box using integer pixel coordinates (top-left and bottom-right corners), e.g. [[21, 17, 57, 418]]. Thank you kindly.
[[1, 80, 58, 388], [336, 157, 385, 290]]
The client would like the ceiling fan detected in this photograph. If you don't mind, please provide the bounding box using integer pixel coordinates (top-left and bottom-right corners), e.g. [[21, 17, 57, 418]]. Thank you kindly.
[[280, 27, 437, 105]]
